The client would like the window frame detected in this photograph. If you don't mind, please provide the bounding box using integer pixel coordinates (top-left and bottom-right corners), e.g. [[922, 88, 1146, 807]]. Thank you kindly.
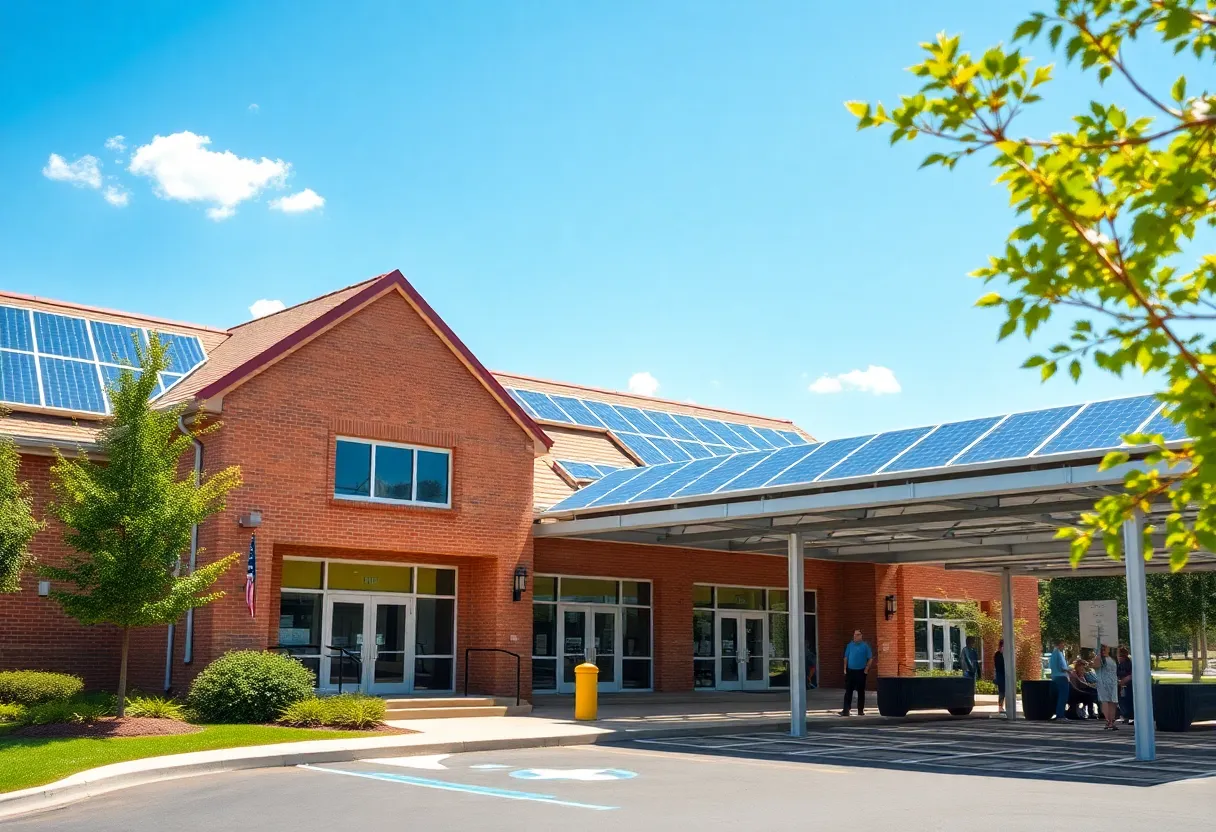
[[333, 436, 452, 509]]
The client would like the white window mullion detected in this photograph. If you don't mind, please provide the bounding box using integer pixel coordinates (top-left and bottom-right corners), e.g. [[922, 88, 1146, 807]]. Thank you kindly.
[[368, 440, 377, 500]]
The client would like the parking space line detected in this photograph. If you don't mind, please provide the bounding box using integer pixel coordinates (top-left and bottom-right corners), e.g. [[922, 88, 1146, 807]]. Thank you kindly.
[[1028, 756, 1139, 774]]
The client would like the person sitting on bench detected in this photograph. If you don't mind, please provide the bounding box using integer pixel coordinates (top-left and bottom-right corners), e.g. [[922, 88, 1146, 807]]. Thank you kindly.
[[1067, 659, 1098, 719]]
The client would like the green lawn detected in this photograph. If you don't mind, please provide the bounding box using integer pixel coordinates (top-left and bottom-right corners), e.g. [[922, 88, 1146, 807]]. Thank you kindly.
[[0, 724, 379, 794], [1154, 658, 1210, 673]]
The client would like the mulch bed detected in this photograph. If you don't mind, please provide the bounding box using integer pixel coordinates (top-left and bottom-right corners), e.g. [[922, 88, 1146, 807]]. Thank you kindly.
[[12, 717, 202, 739]]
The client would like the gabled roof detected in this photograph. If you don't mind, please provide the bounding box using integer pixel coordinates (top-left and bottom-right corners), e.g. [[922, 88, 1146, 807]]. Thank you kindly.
[[158, 270, 552, 452]]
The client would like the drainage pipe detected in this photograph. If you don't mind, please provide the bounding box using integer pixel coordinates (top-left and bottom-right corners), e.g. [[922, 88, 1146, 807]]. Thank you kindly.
[[164, 417, 203, 690]]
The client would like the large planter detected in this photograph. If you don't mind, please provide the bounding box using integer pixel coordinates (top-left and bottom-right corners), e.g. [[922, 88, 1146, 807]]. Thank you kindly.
[[1152, 683, 1216, 732], [1021, 679, 1056, 721], [877, 676, 975, 718]]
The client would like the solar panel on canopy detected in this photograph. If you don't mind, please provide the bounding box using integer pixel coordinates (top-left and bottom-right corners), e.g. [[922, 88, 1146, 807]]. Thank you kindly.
[[40, 357, 105, 412], [154, 332, 205, 373], [587, 462, 694, 507], [647, 435, 692, 462], [593, 463, 627, 477], [777, 430, 808, 445], [556, 460, 603, 480], [767, 435, 875, 487], [631, 456, 731, 502], [677, 440, 712, 459], [670, 448, 771, 497], [721, 443, 822, 491], [550, 395, 604, 428], [582, 400, 635, 432], [614, 405, 667, 437], [1037, 395, 1161, 455], [34, 312, 94, 360], [732, 424, 774, 449], [754, 427, 790, 448], [0, 351, 39, 406], [672, 414, 723, 444], [645, 410, 697, 441], [516, 390, 573, 423], [820, 427, 933, 481], [615, 433, 669, 465], [0, 307, 32, 352], [91, 321, 144, 367], [954, 405, 1080, 465], [549, 466, 647, 510], [1139, 409, 1187, 442], [706, 444, 735, 456], [882, 417, 1001, 473]]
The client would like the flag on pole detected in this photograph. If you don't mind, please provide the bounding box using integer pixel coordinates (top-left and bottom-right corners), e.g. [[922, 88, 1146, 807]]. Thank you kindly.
[[245, 533, 257, 619]]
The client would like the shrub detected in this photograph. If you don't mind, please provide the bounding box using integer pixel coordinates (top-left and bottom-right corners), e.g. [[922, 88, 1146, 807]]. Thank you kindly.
[[276, 697, 328, 727], [0, 703, 27, 723], [188, 651, 315, 724], [321, 694, 386, 730], [0, 671, 84, 705], [126, 695, 186, 721], [21, 698, 111, 725], [974, 679, 998, 696]]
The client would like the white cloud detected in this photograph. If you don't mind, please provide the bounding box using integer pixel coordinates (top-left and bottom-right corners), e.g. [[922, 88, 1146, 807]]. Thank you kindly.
[[103, 185, 130, 207], [104, 135, 126, 152], [270, 188, 325, 214], [128, 131, 289, 221], [42, 153, 102, 189], [809, 365, 901, 396], [248, 103, 260, 113], [628, 371, 660, 397], [249, 298, 286, 318]]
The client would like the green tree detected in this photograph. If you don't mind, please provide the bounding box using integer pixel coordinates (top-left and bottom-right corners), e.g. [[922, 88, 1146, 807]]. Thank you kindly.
[[937, 599, 1038, 678], [848, 0, 1216, 569], [1145, 572, 1216, 678], [1038, 576, 1129, 647], [0, 414, 43, 592], [42, 336, 242, 716]]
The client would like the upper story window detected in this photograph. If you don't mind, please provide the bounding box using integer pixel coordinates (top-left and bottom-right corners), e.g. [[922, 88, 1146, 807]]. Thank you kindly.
[[334, 437, 451, 508]]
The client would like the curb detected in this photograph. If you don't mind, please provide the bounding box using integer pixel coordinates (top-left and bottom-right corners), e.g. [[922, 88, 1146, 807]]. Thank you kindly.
[[0, 711, 989, 820]]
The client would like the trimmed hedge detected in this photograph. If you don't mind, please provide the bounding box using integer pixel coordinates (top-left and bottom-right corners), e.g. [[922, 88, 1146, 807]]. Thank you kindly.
[[0, 671, 84, 705], [188, 651, 316, 724]]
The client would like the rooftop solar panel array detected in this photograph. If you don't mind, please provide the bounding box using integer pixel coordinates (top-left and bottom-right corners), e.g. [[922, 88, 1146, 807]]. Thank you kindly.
[[504, 386, 809, 464], [0, 304, 207, 415], [554, 460, 626, 482], [545, 394, 1187, 513]]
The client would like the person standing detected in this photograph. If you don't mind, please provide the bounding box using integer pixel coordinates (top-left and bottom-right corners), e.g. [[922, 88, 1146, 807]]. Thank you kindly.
[[839, 629, 873, 716], [961, 636, 980, 680], [1049, 638, 1071, 721], [1094, 644, 1119, 729], [1116, 646, 1134, 724], [994, 638, 1007, 711]]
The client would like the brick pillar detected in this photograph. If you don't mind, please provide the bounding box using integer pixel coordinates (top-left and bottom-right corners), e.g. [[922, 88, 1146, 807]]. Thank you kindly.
[[655, 573, 693, 692]]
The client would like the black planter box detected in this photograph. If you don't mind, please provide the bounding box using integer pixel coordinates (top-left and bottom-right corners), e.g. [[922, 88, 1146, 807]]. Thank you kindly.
[[877, 676, 976, 717], [1021, 679, 1055, 721], [1152, 682, 1216, 732]]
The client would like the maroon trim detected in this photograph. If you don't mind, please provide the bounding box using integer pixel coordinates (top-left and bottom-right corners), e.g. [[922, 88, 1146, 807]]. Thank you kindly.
[[194, 270, 553, 450]]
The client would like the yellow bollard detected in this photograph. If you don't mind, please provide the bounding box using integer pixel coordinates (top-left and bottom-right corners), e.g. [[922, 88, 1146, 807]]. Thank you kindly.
[[574, 661, 599, 720]]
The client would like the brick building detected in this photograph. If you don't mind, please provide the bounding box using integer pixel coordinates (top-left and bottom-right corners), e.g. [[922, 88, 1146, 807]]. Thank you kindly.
[[0, 270, 1041, 699]]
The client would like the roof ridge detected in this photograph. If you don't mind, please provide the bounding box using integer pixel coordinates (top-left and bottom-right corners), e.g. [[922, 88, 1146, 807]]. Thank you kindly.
[[490, 370, 801, 426], [225, 274, 387, 332], [0, 289, 228, 335]]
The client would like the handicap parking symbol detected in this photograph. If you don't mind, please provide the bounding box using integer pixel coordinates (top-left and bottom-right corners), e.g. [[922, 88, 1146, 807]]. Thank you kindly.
[[509, 768, 637, 782]]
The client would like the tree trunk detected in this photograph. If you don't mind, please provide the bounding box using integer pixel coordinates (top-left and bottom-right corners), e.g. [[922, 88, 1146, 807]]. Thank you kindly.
[[117, 627, 130, 718], [1192, 632, 1202, 683], [1202, 607, 1209, 675]]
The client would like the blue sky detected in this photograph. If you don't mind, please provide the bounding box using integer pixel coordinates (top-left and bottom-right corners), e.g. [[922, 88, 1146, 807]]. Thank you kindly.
[[0, 1, 1176, 439]]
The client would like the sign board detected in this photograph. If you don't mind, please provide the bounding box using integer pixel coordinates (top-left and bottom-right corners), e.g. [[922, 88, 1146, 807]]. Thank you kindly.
[[1079, 600, 1119, 647]]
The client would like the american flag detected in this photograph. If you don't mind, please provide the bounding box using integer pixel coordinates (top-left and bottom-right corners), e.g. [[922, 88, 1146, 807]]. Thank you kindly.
[[245, 533, 257, 619]]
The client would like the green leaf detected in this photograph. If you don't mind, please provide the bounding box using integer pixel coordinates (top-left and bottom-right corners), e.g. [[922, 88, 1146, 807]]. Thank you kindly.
[[844, 100, 870, 119], [976, 292, 1004, 307], [1171, 75, 1187, 103]]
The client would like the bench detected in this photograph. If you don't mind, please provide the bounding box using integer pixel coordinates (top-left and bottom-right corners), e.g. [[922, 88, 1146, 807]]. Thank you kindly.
[[877, 676, 975, 717], [1152, 683, 1216, 732]]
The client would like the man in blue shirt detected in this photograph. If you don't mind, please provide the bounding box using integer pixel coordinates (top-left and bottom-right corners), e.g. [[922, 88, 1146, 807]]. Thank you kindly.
[[961, 636, 980, 680], [839, 629, 874, 716], [1048, 638, 1071, 721]]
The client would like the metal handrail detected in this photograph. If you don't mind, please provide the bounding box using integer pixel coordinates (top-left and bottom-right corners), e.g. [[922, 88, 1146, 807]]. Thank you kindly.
[[463, 648, 521, 706], [327, 645, 363, 694]]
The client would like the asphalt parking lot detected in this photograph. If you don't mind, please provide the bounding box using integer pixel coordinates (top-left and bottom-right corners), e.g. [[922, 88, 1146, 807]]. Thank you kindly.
[[632, 718, 1216, 786]]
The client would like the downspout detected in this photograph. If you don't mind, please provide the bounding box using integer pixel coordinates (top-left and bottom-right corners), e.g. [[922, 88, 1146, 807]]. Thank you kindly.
[[164, 416, 203, 690]]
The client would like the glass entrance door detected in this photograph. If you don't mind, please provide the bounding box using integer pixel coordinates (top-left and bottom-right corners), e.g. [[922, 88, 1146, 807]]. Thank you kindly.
[[557, 605, 620, 693], [929, 620, 965, 672], [717, 612, 766, 691], [322, 594, 414, 693]]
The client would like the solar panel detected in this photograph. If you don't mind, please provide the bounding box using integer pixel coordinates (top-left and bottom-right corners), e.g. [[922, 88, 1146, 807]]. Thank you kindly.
[[1139, 409, 1187, 442], [954, 406, 1081, 465], [614, 405, 667, 437], [549, 466, 647, 510], [766, 435, 875, 487], [754, 427, 790, 448], [159, 372, 184, 393], [882, 417, 1001, 473], [154, 332, 205, 373], [647, 435, 692, 462], [91, 321, 144, 366], [720, 443, 822, 491], [672, 414, 723, 444], [777, 430, 808, 446], [550, 395, 604, 428], [645, 410, 697, 441], [631, 456, 732, 502], [34, 312, 94, 360], [0, 351, 39, 406], [583, 400, 636, 433], [615, 433, 669, 465], [507, 388, 540, 418], [699, 418, 751, 449], [677, 440, 712, 459], [587, 462, 694, 507], [515, 390, 572, 423], [0, 308, 32, 352], [670, 449, 771, 497], [819, 427, 932, 481], [706, 444, 735, 456], [40, 357, 105, 412], [731, 424, 774, 449], [593, 463, 627, 477], [1038, 395, 1161, 455], [556, 460, 603, 480]]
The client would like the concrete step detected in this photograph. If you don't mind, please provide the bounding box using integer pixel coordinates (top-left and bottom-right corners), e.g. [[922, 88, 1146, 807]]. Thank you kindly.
[[380, 697, 497, 709], [386, 705, 508, 720]]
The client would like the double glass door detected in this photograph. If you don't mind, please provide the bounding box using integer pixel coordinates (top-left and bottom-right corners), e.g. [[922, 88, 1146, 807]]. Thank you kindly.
[[322, 594, 414, 694], [717, 612, 766, 691], [558, 606, 620, 693], [929, 619, 965, 672]]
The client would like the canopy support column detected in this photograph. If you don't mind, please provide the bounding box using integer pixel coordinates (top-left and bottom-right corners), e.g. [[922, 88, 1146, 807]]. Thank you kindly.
[[788, 532, 806, 737], [1001, 567, 1017, 721], [1123, 511, 1155, 761]]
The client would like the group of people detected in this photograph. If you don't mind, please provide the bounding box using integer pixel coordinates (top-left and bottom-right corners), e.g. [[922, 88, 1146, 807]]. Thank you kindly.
[[1048, 638, 1135, 728]]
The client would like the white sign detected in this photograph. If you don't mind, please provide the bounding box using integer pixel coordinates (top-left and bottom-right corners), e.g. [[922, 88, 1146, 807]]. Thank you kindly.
[[1079, 600, 1119, 647]]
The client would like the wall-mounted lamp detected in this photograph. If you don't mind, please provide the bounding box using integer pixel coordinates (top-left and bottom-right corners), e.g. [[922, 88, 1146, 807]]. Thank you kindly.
[[238, 510, 263, 528], [512, 565, 528, 602], [884, 595, 897, 620], [38, 580, 50, 597]]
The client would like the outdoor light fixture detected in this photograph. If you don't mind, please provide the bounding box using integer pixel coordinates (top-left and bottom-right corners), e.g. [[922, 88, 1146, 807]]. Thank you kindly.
[[238, 510, 263, 528], [512, 565, 528, 602], [884, 595, 897, 620]]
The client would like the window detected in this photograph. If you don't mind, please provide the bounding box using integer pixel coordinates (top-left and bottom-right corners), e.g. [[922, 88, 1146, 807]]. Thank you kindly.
[[913, 597, 977, 673], [334, 438, 451, 507]]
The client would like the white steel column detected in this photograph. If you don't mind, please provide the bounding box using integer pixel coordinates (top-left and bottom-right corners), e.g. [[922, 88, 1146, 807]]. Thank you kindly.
[[1000, 567, 1017, 721], [1123, 512, 1156, 761], [788, 532, 807, 737]]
